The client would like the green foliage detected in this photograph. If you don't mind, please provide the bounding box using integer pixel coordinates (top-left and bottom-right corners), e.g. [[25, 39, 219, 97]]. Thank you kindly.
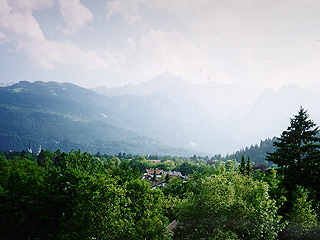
[[266, 108, 320, 206], [239, 154, 246, 175], [165, 172, 170, 182], [0, 158, 49, 239], [267, 107, 320, 191], [239, 154, 252, 176], [162, 177, 197, 199], [280, 186, 319, 239], [0, 150, 171, 239], [225, 159, 236, 172], [124, 179, 170, 239], [266, 107, 320, 238], [228, 138, 276, 166], [174, 173, 284, 239], [4, 140, 320, 239], [57, 176, 129, 239], [175, 161, 199, 175], [288, 186, 318, 228], [37, 149, 57, 167]]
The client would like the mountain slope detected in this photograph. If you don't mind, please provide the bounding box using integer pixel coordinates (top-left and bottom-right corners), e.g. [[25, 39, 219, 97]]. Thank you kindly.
[[0, 81, 200, 156], [94, 72, 320, 154], [5, 74, 320, 156], [239, 84, 320, 144], [94, 72, 259, 154]]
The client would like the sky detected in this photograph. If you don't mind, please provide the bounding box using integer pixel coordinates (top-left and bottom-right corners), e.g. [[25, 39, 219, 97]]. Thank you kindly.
[[1, 0, 320, 90]]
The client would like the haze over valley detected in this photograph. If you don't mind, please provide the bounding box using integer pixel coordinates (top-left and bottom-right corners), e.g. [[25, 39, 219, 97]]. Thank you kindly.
[[2, 72, 320, 156]]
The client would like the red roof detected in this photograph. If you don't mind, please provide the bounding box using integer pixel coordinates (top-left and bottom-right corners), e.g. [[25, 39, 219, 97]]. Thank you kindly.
[[150, 159, 161, 163], [146, 168, 163, 175]]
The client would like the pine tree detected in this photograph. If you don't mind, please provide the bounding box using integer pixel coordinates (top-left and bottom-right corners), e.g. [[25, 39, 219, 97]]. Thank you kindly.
[[246, 156, 252, 175], [267, 107, 320, 192], [239, 154, 252, 176], [239, 154, 246, 175]]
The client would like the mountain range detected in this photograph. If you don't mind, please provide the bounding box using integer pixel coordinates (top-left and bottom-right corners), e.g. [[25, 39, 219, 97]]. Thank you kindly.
[[1, 72, 320, 156], [94, 72, 320, 154], [0, 80, 195, 156]]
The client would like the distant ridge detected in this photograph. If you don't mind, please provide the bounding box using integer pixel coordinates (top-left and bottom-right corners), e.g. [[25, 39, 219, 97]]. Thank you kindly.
[[93, 72, 320, 154], [94, 71, 190, 97], [3, 73, 320, 156], [0, 81, 204, 156]]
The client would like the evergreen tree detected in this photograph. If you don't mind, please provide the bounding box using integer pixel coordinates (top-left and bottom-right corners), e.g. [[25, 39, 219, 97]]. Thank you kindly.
[[239, 154, 246, 175], [266, 107, 320, 191], [266, 107, 320, 236], [246, 156, 253, 176], [239, 154, 252, 176]]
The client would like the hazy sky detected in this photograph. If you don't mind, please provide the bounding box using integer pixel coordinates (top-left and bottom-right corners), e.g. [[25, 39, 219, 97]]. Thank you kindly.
[[1, 0, 320, 90]]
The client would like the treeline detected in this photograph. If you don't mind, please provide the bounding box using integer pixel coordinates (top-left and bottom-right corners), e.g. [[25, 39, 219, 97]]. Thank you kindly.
[[226, 137, 277, 166], [0, 150, 170, 239], [1, 107, 320, 239], [0, 149, 282, 239]]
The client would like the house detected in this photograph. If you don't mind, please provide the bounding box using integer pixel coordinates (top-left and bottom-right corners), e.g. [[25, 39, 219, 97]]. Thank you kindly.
[[143, 168, 164, 180], [143, 168, 190, 189], [149, 159, 161, 163], [165, 171, 182, 178]]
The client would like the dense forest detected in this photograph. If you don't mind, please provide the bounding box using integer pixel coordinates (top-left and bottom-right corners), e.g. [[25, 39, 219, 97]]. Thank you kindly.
[[1, 108, 320, 239], [226, 137, 276, 166]]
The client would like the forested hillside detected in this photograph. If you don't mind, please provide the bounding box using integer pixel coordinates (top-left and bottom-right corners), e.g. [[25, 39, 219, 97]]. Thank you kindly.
[[227, 138, 276, 166], [0, 81, 202, 156]]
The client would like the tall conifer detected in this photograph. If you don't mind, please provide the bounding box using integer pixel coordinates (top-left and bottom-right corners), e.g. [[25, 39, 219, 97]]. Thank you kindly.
[[267, 107, 320, 191]]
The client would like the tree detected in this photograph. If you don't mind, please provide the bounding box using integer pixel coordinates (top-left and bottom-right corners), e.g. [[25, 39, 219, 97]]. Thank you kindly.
[[174, 172, 283, 239], [239, 154, 246, 175], [266, 107, 320, 193], [176, 161, 199, 176], [37, 149, 56, 167], [266, 107, 320, 238], [239, 155, 252, 176], [123, 179, 170, 239], [0, 158, 49, 239], [246, 156, 253, 175], [165, 173, 170, 183], [225, 159, 236, 172], [282, 186, 318, 239]]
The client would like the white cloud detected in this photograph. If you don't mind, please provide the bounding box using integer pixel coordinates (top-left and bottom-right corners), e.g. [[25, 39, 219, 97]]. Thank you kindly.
[[0, 0, 121, 71], [21, 39, 111, 70], [0, 31, 6, 40], [274, 51, 320, 89], [137, 29, 209, 83], [7, 0, 54, 11], [126, 37, 135, 51], [105, 0, 320, 90], [0, 0, 45, 40], [106, 0, 143, 25], [58, 0, 93, 35], [1, 0, 320, 90]]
